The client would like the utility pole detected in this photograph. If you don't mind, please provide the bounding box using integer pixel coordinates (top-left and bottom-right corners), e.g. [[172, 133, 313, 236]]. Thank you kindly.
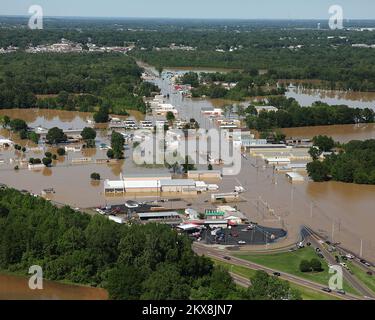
[[360, 239, 363, 258], [331, 221, 335, 243], [310, 202, 313, 219]]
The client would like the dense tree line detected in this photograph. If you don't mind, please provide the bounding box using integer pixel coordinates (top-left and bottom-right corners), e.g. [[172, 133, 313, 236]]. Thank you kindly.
[[245, 98, 375, 131], [307, 138, 375, 184], [3, 20, 375, 91], [182, 71, 286, 100], [0, 53, 149, 115], [0, 188, 301, 300]]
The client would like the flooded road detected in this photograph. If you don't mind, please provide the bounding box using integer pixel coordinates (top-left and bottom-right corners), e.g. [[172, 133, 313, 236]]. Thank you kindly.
[[0, 273, 108, 300]]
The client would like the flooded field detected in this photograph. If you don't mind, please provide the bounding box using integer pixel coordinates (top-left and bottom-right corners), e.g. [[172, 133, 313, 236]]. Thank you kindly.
[[286, 87, 375, 109], [282, 123, 375, 143], [0, 273, 108, 300]]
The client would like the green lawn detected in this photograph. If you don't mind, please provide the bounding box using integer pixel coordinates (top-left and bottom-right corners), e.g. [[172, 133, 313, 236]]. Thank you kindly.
[[347, 262, 375, 294], [234, 247, 358, 295], [212, 258, 339, 300]]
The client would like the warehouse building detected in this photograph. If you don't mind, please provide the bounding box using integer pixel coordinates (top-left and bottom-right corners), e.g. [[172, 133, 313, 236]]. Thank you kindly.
[[188, 170, 222, 180], [138, 211, 181, 221], [286, 172, 305, 183], [160, 179, 197, 194]]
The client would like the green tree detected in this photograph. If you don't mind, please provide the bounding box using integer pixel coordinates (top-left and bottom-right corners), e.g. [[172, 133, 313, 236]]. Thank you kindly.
[[110, 132, 125, 159], [299, 260, 312, 273], [141, 264, 190, 300], [247, 270, 301, 300], [57, 148, 66, 156], [42, 157, 52, 167], [307, 161, 329, 182], [166, 111, 175, 124], [9, 119, 27, 132], [90, 173, 101, 181], [81, 127, 97, 141], [309, 147, 322, 161], [46, 127, 67, 145], [313, 135, 335, 152], [310, 258, 323, 272]]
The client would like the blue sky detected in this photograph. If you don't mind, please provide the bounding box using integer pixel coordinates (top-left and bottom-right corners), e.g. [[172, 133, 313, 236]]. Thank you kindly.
[[1, 0, 374, 19]]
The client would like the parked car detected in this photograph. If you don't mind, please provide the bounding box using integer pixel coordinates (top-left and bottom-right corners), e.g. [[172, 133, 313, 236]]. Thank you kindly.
[[125, 200, 139, 208], [315, 248, 321, 253], [317, 253, 324, 259]]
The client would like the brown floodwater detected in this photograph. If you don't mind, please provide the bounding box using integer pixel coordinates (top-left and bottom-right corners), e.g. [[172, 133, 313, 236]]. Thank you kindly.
[[282, 123, 375, 143], [0, 274, 108, 300], [0, 66, 375, 263], [286, 87, 375, 109]]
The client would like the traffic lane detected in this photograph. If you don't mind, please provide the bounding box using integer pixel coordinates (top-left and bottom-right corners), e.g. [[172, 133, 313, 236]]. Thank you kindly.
[[306, 233, 375, 299], [193, 244, 359, 301]]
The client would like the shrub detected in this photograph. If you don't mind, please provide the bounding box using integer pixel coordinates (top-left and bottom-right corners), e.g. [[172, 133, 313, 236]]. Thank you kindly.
[[57, 148, 66, 156], [42, 157, 52, 167], [299, 260, 311, 273], [310, 258, 323, 272], [90, 173, 101, 181]]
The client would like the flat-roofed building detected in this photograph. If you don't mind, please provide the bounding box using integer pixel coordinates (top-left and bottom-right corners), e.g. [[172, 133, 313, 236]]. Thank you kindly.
[[188, 170, 222, 180], [255, 106, 278, 113], [160, 179, 197, 194], [104, 179, 159, 193], [122, 173, 171, 181], [286, 172, 305, 183], [265, 157, 291, 165], [138, 211, 181, 221]]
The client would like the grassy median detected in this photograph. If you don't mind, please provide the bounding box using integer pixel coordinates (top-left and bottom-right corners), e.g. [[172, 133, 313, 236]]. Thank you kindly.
[[212, 258, 340, 300], [234, 247, 359, 295]]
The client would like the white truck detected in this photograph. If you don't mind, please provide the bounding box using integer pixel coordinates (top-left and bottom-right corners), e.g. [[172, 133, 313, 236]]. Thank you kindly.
[[108, 215, 124, 224], [234, 186, 245, 193]]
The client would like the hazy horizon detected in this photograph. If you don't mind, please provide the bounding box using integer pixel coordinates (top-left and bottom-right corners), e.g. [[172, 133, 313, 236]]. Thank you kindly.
[[1, 0, 375, 20]]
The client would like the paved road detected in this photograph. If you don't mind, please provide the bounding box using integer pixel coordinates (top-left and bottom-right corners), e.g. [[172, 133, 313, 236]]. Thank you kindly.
[[193, 243, 363, 301], [304, 227, 375, 299]]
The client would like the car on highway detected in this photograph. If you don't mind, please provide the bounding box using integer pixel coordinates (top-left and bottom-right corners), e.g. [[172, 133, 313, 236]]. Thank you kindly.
[[238, 241, 246, 245], [273, 272, 281, 277], [317, 253, 324, 259], [322, 287, 332, 293], [360, 259, 372, 267], [315, 248, 321, 253], [345, 254, 354, 260], [336, 289, 346, 295], [223, 256, 231, 261], [367, 271, 373, 276]]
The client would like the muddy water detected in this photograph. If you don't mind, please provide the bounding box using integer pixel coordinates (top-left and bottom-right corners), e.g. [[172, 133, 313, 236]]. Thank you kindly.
[[282, 123, 375, 143], [286, 87, 375, 109], [0, 273, 108, 300]]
